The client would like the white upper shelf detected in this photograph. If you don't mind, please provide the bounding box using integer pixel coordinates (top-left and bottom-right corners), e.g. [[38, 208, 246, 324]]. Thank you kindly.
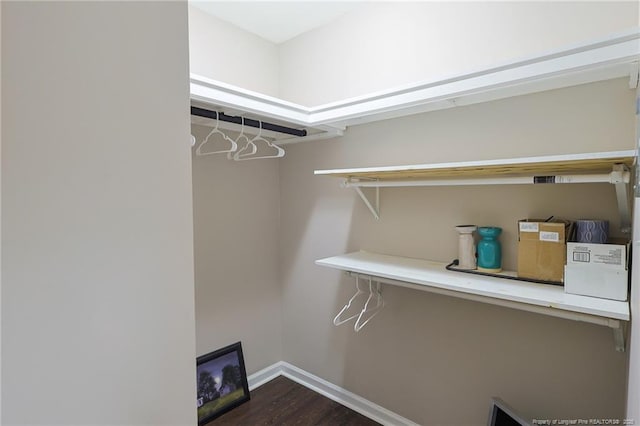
[[316, 251, 630, 324], [191, 28, 640, 137], [314, 150, 637, 181]]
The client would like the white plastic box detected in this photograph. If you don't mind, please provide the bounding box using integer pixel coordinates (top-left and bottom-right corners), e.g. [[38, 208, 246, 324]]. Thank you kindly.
[[564, 241, 629, 301]]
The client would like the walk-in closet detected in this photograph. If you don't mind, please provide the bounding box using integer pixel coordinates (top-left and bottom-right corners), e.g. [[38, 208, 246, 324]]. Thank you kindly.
[[2, 2, 639, 425], [188, 3, 640, 424]]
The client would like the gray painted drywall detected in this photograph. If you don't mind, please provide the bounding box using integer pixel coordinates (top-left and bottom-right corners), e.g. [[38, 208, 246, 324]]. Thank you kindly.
[[2, 2, 196, 424], [279, 79, 635, 424]]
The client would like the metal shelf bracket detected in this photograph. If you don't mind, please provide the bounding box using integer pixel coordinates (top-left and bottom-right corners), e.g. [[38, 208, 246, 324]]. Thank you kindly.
[[612, 164, 632, 234], [629, 61, 639, 89], [608, 319, 626, 352], [344, 179, 380, 220]]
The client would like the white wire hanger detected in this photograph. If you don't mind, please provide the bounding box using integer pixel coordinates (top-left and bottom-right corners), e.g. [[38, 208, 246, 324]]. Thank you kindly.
[[195, 112, 237, 156], [354, 279, 384, 332], [333, 276, 368, 326], [229, 117, 254, 160], [234, 120, 285, 161], [333, 276, 384, 332]]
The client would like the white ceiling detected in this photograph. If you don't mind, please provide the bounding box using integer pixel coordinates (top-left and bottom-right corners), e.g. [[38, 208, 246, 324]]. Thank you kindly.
[[190, 1, 362, 44]]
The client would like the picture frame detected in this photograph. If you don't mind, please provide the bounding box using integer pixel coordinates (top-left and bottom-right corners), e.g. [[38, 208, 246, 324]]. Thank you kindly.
[[196, 342, 250, 425]]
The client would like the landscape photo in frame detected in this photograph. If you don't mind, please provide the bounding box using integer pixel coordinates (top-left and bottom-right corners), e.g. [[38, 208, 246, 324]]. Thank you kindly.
[[196, 342, 250, 425]]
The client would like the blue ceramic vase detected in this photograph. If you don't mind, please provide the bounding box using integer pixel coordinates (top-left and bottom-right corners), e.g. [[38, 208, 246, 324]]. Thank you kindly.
[[477, 227, 502, 273]]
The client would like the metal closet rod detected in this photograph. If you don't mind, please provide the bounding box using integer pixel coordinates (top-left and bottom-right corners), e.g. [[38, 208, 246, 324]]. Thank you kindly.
[[191, 106, 307, 137]]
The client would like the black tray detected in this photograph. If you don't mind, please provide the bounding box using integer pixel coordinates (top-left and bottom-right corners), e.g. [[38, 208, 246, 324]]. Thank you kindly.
[[446, 259, 563, 287]]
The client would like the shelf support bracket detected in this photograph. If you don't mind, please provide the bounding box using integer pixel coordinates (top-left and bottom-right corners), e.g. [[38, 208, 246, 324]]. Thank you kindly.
[[344, 179, 380, 220], [354, 186, 380, 220], [629, 61, 639, 89], [612, 164, 632, 234], [608, 319, 625, 352]]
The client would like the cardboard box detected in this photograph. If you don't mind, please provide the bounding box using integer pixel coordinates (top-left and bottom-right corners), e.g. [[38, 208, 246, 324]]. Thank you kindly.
[[517, 219, 572, 283], [564, 264, 628, 301], [564, 240, 629, 301]]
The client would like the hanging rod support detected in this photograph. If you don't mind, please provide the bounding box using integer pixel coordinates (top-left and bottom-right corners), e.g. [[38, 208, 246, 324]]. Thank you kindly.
[[191, 106, 307, 137], [343, 171, 630, 188]]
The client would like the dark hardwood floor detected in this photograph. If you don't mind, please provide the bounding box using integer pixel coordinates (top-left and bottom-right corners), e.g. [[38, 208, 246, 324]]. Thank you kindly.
[[206, 376, 381, 426]]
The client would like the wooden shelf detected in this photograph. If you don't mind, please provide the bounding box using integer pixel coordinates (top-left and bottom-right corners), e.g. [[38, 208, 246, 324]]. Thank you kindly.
[[314, 150, 636, 225], [314, 150, 636, 181], [316, 251, 630, 326]]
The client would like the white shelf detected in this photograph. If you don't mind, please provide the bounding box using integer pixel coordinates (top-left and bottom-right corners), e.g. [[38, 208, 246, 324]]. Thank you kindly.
[[191, 28, 640, 138], [316, 251, 630, 326], [316, 151, 634, 351], [314, 150, 636, 227], [314, 150, 636, 180]]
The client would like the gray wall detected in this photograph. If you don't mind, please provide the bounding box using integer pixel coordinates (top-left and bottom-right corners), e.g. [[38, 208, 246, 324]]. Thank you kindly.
[[188, 5, 279, 97], [278, 1, 638, 105], [191, 125, 283, 372], [279, 79, 635, 424], [2, 2, 196, 424]]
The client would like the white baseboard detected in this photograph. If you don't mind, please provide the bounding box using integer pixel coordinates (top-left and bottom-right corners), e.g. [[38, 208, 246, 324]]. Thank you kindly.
[[247, 361, 285, 390], [247, 361, 419, 426]]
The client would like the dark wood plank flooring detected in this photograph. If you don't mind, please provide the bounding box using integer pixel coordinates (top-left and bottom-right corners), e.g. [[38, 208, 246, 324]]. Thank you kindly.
[[206, 376, 380, 426]]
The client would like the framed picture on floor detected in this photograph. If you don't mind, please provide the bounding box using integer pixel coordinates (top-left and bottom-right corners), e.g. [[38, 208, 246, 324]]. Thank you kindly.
[[196, 341, 250, 425]]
